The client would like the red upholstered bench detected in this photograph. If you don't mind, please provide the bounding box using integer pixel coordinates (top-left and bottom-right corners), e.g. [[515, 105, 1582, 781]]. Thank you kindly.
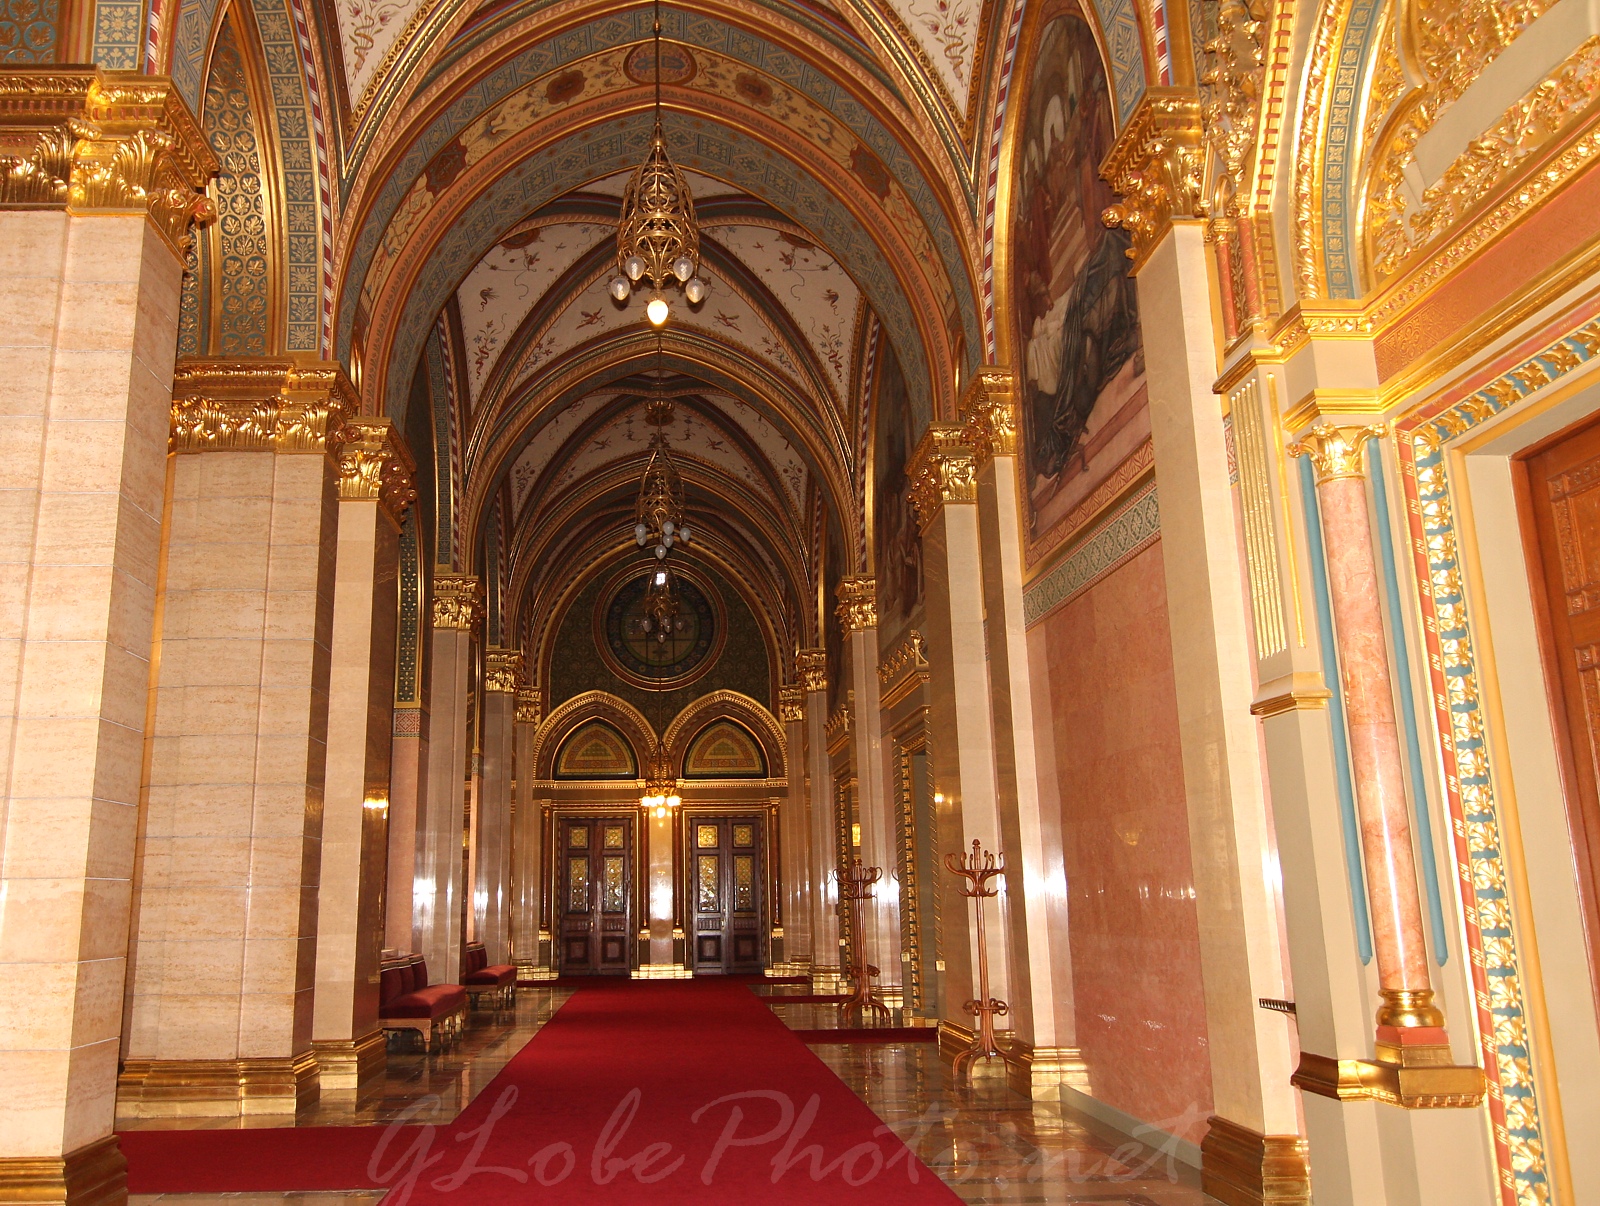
[[462, 942, 516, 1009], [379, 955, 466, 1051]]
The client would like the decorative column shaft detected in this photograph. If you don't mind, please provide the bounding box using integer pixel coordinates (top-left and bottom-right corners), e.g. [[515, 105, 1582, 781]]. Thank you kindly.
[[795, 649, 838, 981], [477, 648, 521, 962], [512, 685, 545, 974]]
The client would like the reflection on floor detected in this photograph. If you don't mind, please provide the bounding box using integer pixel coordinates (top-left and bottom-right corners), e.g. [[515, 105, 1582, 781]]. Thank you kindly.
[[125, 982, 1218, 1206]]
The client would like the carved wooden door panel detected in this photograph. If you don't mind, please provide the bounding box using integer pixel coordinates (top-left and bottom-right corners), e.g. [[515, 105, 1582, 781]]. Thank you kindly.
[[1520, 419, 1600, 1005], [688, 814, 765, 974], [558, 816, 634, 975]]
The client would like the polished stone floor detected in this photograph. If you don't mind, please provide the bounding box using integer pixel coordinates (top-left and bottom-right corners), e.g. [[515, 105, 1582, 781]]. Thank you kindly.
[[127, 982, 1218, 1205]]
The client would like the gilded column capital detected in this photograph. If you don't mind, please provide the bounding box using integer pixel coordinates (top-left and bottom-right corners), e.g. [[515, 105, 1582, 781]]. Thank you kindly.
[[959, 368, 1017, 468], [794, 648, 827, 693], [170, 357, 359, 456], [778, 685, 805, 724], [484, 648, 522, 694], [432, 574, 482, 631], [516, 685, 543, 725], [338, 417, 418, 522], [0, 68, 218, 252], [835, 576, 877, 633], [907, 424, 976, 531], [1287, 422, 1387, 484], [1099, 87, 1205, 269]]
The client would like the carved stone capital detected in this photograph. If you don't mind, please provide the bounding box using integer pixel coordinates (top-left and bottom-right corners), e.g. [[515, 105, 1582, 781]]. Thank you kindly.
[[516, 684, 543, 725], [959, 368, 1017, 468], [794, 648, 827, 693], [0, 69, 218, 253], [907, 424, 976, 531], [170, 358, 359, 456], [338, 417, 417, 522], [1287, 423, 1387, 484], [484, 648, 523, 694], [778, 685, 805, 723], [835, 575, 877, 633], [1099, 88, 1205, 269], [432, 575, 483, 631]]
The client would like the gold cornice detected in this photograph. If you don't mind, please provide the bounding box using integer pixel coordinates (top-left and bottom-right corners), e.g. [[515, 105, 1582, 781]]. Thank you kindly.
[[778, 684, 805, 723], [432, 574, 483, 631], [1281, 388, 1386, 435], [516, 684, 543, 725], [1099, 87, 1206, 270], [907, 424, 976, 531], [958, 367, 1017, 468], [0, 69, 217, 253], [338, 417, 418, 522], [795, 648, 827, 693], [1287, 422, 1386, 484], [484, 647, 522, 694], [835, 575, 877, 634], [170, 358, 360, 456]]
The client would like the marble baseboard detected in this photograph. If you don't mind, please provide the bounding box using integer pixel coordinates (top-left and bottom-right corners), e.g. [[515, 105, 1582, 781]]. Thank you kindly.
[[1060, 1083, 1204, 1170], [116, 1051, 319, 1119], [1200, 1115, 1311, 1206], [311, 1030, 386, 1092], [0, 1135, 125, 1206]]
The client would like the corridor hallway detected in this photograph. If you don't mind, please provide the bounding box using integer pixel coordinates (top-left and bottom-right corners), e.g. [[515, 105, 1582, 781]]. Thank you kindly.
[[119, 981, 1218, 1205]]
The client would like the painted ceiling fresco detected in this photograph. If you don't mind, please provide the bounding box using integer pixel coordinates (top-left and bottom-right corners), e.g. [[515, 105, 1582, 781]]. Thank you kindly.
[[885, 0, 983, 115]]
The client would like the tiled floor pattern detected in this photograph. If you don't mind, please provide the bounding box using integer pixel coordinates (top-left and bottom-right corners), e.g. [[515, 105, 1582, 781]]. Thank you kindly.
[[127, 982, 1217, 1206]]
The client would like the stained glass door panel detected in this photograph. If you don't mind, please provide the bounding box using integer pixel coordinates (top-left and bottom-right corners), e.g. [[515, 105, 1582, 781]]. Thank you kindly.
[[558, 815, 635, 974], [686, 814, 765, 974]]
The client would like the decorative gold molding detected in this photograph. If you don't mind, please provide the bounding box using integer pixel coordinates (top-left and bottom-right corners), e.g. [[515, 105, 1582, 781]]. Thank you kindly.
[[1000, 1039, 1091, 1101], [170, 358, 359, 456], [338, 417, 417, 522], [116, 1052, 319, 1118], [1100, 87, 1206, 268], [0, 1135, 126, 1206], [876, 629, 928, 710], [0, 69, 217, 253], [907, 424, 976, 531], [1199, 1115, 1311, 1206], [958, 367, 1017, 468], [309, 1031, 385, 1093], [1281, 388, 1386, 434], [1250, 672, 1333, 717], [1292, 1049, 1486, 1109], [484, 647, 522, 694], [794, 648, 827, 693], [778, 684, 805, 723], [824, 698, 852, 750], [516, 684, 543, 725], [432, 574, 483, 631], [835, 575, 877, 633], [1286, 422, 1387, 484]]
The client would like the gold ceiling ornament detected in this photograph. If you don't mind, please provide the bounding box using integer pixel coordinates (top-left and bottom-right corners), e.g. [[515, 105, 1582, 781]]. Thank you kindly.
[[608, 0, 708, 328], [794, 648, 827, 693], [169, 358, 357, 456], [0, 69, 218, 253], [431, 575, 483, 631], [1099, 88, 1206, 269], [484, 648, 523, 694], [835, 576, 878, 634], [778, 685, 805, 724], [959, 367, 1018, 467], [515, 684, 543, 725], [907, 424, 977, 531], [337, 417, 418, 523], [632, 396, 692, 561], [1287, 422, 1387, 484]]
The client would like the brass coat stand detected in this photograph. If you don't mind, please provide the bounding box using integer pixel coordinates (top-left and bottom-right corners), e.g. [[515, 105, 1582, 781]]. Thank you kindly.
[[838, 858, 890, 1023], [945, 838, 1009, 1077]]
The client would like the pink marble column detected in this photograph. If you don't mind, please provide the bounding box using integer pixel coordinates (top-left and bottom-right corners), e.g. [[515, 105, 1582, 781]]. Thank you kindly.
[[1293, 424, 1442, 1045]]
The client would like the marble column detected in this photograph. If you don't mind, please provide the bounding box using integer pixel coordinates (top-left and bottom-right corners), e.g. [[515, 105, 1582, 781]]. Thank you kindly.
[[777, 684, 813, 971], [123, 359, 353, 1118], [837, 577, 901, 996], [417, 575, 480, 983], [796, 650, 840, 982], [961, 374, 1086, 1097], [477, 649, 519, 963], [311, 419, 414, 1092], [909, 425, 1010, 1037], [512, 686, 544, 973], [386, 517, 426, 954], [0, 70, 214, 1199], [1288, 426, 1443, 1049]]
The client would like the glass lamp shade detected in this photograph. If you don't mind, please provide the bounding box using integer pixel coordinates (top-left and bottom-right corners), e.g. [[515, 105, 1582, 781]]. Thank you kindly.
[[655, 544, 668, 559], [635, 523, 648, 545], [672, 255, 694, 282], [662, 520, 675, 536], [646, 295, 669, 325], [624, 255, 646, 281], [610, 276, 631, 302], [684, 277, 707, 304], [678, 526, 691, 543]]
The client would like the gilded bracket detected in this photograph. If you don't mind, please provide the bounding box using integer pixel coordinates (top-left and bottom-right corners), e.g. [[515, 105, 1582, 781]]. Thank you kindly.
[[1099, 88, 1206, 270], [485, 648, 523, 694], [907, 424, 976, 531], [515, 684, 543, 725], [432, 575, 483, 631], [1293, 1049, 1486, 1109], [170, 358, 361, 457], [794, 648, 827, 693], [339, 417, 418, 523], [958, 367, 1017, 469], [835, 575, 878, 633], [778, 685, 805, 723]]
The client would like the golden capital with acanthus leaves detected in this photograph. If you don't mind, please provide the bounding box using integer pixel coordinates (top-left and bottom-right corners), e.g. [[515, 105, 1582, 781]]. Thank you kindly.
[[959, 368, 1017, 467], [516, 685, 543, 725], [794, 649, 826, 693], [835, 576, 877, 633], [338, 417, 417, 522], [484, 648, 523, 694], [1099, 88, 1205, 270], [170, 357, 360, 456], [0, 68, 217, 254], [778, 685, 805, 723], [1287, 423, 1388, 484], [432, 575, 483, 631], [907, 424, 976, 531]]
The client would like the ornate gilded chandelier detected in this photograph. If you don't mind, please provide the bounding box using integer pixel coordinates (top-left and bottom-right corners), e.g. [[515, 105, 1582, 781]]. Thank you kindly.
[[608, 0, 707, 326], [633, 396, 691, 559]]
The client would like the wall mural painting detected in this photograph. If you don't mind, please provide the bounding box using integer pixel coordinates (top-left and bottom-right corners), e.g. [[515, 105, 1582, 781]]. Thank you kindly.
[[874, 345, 922, 645], [1012, 3, 1148, 564], [825, 515, 846, 716]]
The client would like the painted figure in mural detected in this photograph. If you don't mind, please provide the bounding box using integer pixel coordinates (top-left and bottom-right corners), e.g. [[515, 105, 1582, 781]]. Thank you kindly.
[[1014, 7, 1141, 522], [874, 350, 922, 637]]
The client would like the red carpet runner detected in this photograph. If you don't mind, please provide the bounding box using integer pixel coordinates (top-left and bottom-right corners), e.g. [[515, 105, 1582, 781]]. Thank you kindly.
[[120, 980, 959, 1204]]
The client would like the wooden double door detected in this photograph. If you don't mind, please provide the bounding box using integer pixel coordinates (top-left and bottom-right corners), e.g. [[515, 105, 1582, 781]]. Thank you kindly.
[[558, 815, 635, 975], [688, 813, 766, 974]]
